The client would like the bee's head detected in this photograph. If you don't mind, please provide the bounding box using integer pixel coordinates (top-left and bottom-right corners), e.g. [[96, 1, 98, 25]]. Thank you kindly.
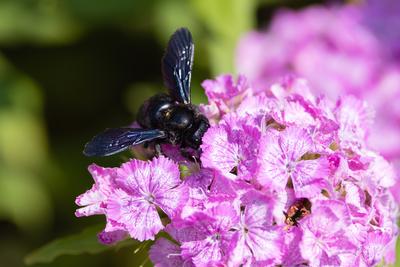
[[184, 115, 210, 149]]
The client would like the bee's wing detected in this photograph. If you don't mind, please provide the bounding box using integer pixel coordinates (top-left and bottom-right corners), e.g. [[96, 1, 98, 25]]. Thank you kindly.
[[162, 27, 194, 104], [83, 128, 166, 157]]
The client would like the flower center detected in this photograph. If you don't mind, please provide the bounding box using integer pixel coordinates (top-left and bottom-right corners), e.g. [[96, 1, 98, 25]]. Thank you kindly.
[[212, 233, 221, 241], [286, 161, 296, 173], [144, 194, 155, 204]]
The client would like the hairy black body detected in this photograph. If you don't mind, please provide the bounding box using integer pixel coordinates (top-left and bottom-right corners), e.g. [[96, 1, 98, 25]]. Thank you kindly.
[[83, 28, 210, 157], [137, 93, 209, 149]]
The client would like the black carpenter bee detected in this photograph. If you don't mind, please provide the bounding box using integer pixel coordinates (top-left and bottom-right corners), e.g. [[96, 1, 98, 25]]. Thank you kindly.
[[83, 28, 210, 157]]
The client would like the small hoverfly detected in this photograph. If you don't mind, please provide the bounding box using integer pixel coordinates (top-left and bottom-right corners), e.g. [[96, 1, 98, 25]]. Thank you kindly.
[[83, 28, 210, 157], [284, 198, 312, 228]]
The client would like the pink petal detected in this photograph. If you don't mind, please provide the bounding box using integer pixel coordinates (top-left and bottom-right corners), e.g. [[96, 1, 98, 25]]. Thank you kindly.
[[75, 164, 116, 217], [116, 157, 178, 193], [300, 229, 323, 263], [106, 189, 163, 241], [202, 74, 250, 101], [149, 237, 191, 267], [201, 125, 240, 178], [227, 233, 252, 266], [361, 231, 391, 266], [246, 227, 281, 261], [98, 229, 127, 245], [257, 132, 288, 190], [369, 153, 396, 188], [150, 156, 182, 189], [336, 96, 374, 152], [282, 100, 316, 128], [156, 184, 188, 218], [280, 127, 313, 161], [292, 158, 329, 198]]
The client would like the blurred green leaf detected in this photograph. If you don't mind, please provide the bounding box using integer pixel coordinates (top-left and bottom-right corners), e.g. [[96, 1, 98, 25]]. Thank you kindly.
[[191, 0, 254, 38], [257, 0, 285, 4], [0, 112, 48, 169], [0, 54, 52, 235], [394, 236, 400, 267], [0, 55, 43, 112], [0, 0, 81, 44], [190, 0, 256, 74], [153, 0, 199, 43], [0, 168, 52, 233], [0, 54, 48, 170], [124, 83, 160, 115], [153, 0, 257, 75], [25, 224, 138, 265], [65, 0, 154, 25]]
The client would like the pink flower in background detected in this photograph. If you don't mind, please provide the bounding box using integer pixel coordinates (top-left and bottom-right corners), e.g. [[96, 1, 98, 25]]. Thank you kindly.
[[236, 5, 382, 98], [236, 3, 400, 179], [363, 0, 400, 60]]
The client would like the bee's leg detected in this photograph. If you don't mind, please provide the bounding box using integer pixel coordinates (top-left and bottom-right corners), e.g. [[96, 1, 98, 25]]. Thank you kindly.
[[180, 148, 192, 161], [155, 143, 162, 156], [180, 148, 200, 163]]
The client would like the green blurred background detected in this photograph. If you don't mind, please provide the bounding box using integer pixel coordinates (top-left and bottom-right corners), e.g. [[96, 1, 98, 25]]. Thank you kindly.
[[1, 1, 390, 267]]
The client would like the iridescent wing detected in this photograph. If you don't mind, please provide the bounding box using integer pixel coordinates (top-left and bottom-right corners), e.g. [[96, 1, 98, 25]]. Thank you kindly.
[[162, 27, 194, 104], [83, 128, 166, 157]]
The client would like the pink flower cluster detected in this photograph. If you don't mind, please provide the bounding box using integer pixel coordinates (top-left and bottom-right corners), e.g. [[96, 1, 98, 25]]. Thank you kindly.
[[76, 75, 398, 266], [236, 3, 400, 189]]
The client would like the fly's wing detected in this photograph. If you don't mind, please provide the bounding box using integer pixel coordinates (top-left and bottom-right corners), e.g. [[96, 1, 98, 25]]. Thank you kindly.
[[83, 128, 166, 157], [162, 27, 194, 104]]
